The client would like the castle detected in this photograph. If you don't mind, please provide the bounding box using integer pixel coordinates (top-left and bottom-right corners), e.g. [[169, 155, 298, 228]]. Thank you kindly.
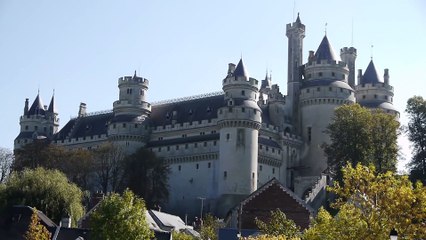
[[15, 15, 398, 217]]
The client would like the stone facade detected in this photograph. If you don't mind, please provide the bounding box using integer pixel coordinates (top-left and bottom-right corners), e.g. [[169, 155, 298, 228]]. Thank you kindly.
[[14, 15, 398, 218]]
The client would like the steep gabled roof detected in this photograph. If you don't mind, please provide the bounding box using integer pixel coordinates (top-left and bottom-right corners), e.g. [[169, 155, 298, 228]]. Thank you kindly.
[[361, 60, 382, 84], [233, 58, 249, 78], [27, 94, 46, 116], [314, 35, 340, 62]]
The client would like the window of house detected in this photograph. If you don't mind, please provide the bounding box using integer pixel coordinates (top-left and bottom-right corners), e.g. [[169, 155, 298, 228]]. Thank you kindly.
[[185, 144, 188, 149], [158, 147, 161, 152], [332, 72, 335, 77], [259, 165, 263, 171], [226, 133, 230, 141], [208, 162, 211, 168], [25, 125, 28, 130], [374, 94, 378, 99], [213, 141, 217, 146], [204, 142, 207, 147], [178, 165, 181, 171], [194, 143, 198, 148], [317, 87, 320, 92], [176, 145, 179, 150], [319, 72, 323, 77], [123, 123, 126, 128], [224, 171, 227, 178], [306, 89, 310, 93], [272, 168, 275, 174], [329, 87, 332, 91], [196, 164, 199, 169], [241, 90, 245, 96], [242, 107, 245, 112], [167, 146, 170, 151]]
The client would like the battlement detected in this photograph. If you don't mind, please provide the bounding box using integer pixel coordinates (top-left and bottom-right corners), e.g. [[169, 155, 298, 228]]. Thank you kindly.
[[222, 76, 259, 89], [118, 76, 149, 85], [286, 22, 305, 32], [356, 82, 394, 91], [306, 59, 347, 67], [340, 47, 357, 55]]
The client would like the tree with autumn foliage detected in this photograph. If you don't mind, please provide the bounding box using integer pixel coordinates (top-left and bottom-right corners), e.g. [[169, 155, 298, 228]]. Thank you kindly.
[[303, 164, 426, 240], [24, 208, 51, 240], [254, 209, 301, 239]]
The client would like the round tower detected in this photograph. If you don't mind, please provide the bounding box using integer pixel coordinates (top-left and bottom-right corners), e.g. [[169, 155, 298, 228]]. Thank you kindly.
[[300, 36, 355, 177], [216, 59, 262, 215], [340, 47, 357, 88], [109, 72, 152, 153], [355, 61, 398, 117]]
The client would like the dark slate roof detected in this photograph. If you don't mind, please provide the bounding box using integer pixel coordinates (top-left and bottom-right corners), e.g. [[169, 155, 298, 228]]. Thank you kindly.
[[54, 112, 113, 140], [52, 227, 91, 240], [27, 94, 46, 116], [301, 79, 353, 90], [361, 60, 382, 84], [48, 95, 56, 113], [360, 101, 398, 112], [259, 137, 281, 149], [233, 58, 249, 77], [150, 94, 225, 126], [147, 133, 219, 147], [314, 36, 340, 62], [15, 131, 35, 139]]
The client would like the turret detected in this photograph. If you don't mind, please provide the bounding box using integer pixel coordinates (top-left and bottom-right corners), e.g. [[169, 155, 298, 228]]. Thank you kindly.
[[355, 60, 398, 117], [15, 92, 59, 150], [340, 47, 357, 88], [113, 71, 151, 117], [216, 58, 262, 216], [286, 13, 305, 127]]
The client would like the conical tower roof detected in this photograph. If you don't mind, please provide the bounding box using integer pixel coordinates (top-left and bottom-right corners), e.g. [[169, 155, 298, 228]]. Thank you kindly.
[[48, 94, 57, 113], [27, 93, 46, 116], [361, 60, 382, 84], [314, 35, 340, 62], [234, 58, 249, 78]]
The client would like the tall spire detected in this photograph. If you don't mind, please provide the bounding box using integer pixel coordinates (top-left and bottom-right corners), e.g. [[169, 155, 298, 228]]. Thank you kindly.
[[27, 92, 46, 116], [314, 35, 340, 62], [361, 60, 381, 84], [48, 91, 57, 113]]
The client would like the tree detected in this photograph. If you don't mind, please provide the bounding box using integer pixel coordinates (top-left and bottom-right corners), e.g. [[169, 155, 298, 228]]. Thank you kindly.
[[255, 209, 300, 238], [93, 143, 125, 193], [121, 147, 170, 208], [24, 208, 51, 240], [172, 231, 197, 240], [13, 140, 66, 171], [0, 147, 14, 183], [323, 104, 399, 182], [199, 214, 220, 240], [58, 148, 94, 191], [0, 167, 84, 225], [304, 164, 426, 240], [406, 96, 426, 183], [90, 189, 154, 240]]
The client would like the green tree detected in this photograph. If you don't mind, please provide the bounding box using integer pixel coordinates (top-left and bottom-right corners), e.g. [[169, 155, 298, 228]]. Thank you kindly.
[[24, 208, 51, 240], [121, 147, 170, 208], [304, 164, 426, 240], [0, 167, 84, 225], [406, 96, 426, 183], [255, 209, 300, 238], [172, 231, 197, 240], [13, 140, 66, 171], [199, 214, 220, 240], [323, 104, 399, 182], [90, 189, 154, 240]]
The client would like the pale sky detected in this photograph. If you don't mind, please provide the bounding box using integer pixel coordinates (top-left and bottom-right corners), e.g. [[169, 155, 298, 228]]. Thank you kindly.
[[1, 1, 425, 171]]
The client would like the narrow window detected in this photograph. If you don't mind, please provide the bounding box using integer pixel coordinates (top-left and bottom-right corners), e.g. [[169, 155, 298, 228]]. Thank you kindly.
[[176, 145, 179, 150], [226, 133, 230, 141], [272, 168, 275, 174], [329, 87, 332, 91], [242, 107, 245, 112], [308, 127, 312, 142], [194, 143, 198, 148], [185, 144, 188, 149], [123, 123, 126, 128], [374, 94, 378, 99], [208, 162, 211, 168], [167, 146, 170, 151], [259, 165, 263, 171], [158, 147, 161, 152], [241, 90, 245, 96], [224, 171, 227, 179], [178, 165, 181, 171], [203, 142, 207, 147], [332, 72, 335, 77], [196, 164, 199, 169], [319, 72, 323, 77], [317, 87, 320, 92], [25, 125, 28, 130], [213, 141, 217, 146]]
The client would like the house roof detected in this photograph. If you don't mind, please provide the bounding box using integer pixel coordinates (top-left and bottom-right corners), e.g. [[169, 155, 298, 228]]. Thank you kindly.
[[27, 94, 46, 116], [360, 60, 382, 84], [233, 58, 249, 78]]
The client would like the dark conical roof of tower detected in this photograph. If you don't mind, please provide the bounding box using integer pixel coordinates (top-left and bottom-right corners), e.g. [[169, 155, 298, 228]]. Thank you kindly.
[[260, 72, 272, 89], [48, 95, 57, 113], [27, 94, 46, 116], [234, 58, 249, 78], [361, 60, 382, 84], [314, 35, 340, 62]]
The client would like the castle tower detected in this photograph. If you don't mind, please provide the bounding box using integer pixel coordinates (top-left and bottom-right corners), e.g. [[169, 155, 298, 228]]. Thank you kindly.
[[15, 93, 59, 149], [299, 35, 355, 178], [216, 59, 262, 215], [355, 60, 398, 116], [286, 13, 305, 128], [109, 72, 152, 153], [340, 47, 357, 88]]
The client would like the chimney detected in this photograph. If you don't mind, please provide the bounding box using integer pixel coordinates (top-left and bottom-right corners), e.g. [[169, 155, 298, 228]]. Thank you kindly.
[[384, 69, 389, 85], [308, 50, 315, 63], [357, 69, 363, 85], [24, 98, 29, 115], [78, 102, 87, 117], [60, 217, 71, 228], [228, 63, 236, 76]]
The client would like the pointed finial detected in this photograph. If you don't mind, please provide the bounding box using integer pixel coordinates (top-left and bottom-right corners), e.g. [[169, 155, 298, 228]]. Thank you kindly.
[[370, 44, 374, 60], [325, 22, 328, 36], [37, 87, 40, 95], [134, 70, 137, 78], [53, 89, 55, 96]]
